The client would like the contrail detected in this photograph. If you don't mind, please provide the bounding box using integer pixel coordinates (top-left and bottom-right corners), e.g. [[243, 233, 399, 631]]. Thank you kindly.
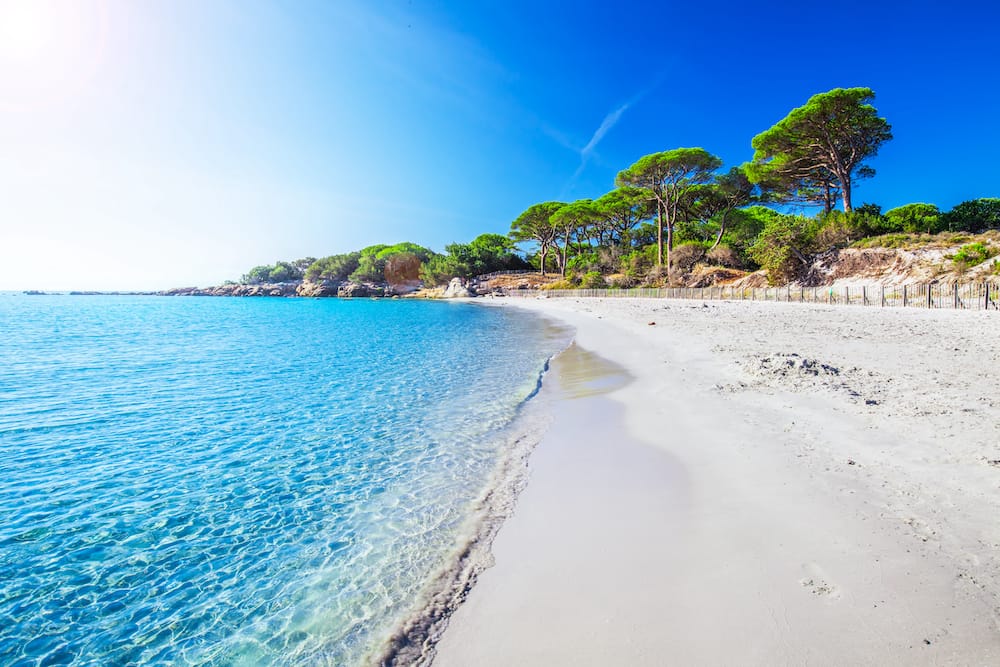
[[562, 77, 665, 195], [580, 102, 630, 160]]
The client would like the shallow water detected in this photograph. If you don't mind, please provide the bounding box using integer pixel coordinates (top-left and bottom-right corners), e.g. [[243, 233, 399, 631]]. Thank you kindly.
[[0, 296, 568, 665]]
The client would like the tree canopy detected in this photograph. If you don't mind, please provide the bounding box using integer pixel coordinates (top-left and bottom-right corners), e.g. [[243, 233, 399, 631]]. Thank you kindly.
[[550, 200, 600, 276], [941, 198, 1000, 233], [241, 259, 309, 284], [747, 88, 892, 213], [883, 203, 942, 234], [350, 242, 436, 283], [420, 233, 528, 283], [616, 148, 722, 273], [594, 187, 651, 248], [509, 201, 565, 275]]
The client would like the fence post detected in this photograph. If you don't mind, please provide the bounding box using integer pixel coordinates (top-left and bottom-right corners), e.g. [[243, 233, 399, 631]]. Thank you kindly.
[[903, 285, 908, 308], [927, 285, 932, 309], [881, 285, 886, 307], [987, 283, 991, 310]]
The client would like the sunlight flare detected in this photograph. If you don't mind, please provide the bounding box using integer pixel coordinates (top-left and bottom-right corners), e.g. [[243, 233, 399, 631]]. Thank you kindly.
[[0, 0, 107, 109]]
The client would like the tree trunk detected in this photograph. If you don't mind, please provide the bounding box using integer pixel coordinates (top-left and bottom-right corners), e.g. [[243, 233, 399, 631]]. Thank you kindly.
[[823, 183, 833, 214], [561, 229, 570, 277], [791, 246, 811, 266], [539, 247, 546, 276], [841, 179, 853, 213], [665, 223, 673, 282], [709, 210, 729, 252], [665, 198, 679, 282], [656, 201, 664, 267]]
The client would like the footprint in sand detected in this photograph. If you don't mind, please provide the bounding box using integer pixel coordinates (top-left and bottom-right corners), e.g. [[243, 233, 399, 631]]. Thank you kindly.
[[800, 562, 842, 600]]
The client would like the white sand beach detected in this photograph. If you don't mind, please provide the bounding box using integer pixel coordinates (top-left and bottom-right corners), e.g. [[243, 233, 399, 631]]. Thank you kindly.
[[434, 297, 1000, 665]]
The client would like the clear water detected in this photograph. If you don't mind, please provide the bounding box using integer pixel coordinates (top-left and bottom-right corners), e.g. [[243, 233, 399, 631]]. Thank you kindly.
[[0, 296, 567, 665]]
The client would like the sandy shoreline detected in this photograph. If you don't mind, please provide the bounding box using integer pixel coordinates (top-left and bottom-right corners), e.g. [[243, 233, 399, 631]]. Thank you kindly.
[[434, 297, 1000, 665]]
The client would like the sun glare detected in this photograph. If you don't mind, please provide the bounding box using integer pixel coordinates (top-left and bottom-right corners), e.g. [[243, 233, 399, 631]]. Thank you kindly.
[[0, 0, 107, 109], [0, 1, 54, 62]]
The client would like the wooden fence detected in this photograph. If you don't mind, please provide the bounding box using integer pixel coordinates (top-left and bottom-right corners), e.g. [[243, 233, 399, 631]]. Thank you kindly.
[[499, 282, 1000, 311], [472, 269, 538, 282]]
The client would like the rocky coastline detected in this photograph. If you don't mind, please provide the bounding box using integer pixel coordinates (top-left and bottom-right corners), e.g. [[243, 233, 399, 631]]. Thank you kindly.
[[20, 277, 500, 299], [158, 281, 392, 298], [157, 277, 480, 298]]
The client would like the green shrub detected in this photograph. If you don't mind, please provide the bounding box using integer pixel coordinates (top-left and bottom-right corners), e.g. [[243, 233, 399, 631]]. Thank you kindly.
[[621, 245, 657, 278], [542, 279, 576, 290], [883, 203, 943, 234], [747, 213, 819, 284], [580, 271, 607, 289], [941, 198, 1000, 233], [566, 252, 601, 275], [947, 242, 998, 270], [815, 210, 890, 247]]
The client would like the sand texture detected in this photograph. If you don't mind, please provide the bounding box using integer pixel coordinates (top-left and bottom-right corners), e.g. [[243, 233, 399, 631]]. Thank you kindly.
[[434, 298, 1000, 666]]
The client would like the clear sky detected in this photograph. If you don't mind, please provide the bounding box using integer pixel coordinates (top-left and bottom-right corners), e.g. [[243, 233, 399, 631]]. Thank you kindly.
[[1, 0, 998, 290]]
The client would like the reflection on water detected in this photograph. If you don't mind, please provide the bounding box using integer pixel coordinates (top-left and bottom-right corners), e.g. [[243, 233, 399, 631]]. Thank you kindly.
[[551, 342, 632, 399]]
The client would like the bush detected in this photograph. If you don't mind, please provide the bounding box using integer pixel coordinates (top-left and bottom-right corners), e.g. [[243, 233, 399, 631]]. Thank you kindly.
[[883, 203, 942, 234], [814, 213, 856, 247], [748, 213, 818, 285], [579, 271, 607, 289], [566, 252, 602, 275], [621, 245, 657, 279], [542, 279, 576, 290], [942, 198, 1000, 233], [815, 211, 889, 247], [669, 242, 707, 275], [606, 274, 635, 288], [706, 244, 743, 268], [947, 242, 998, 271], [644, 265, 670, 286]]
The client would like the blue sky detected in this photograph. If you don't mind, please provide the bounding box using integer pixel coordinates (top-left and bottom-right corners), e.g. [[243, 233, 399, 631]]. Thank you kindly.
[[1, 0, 998, 290]]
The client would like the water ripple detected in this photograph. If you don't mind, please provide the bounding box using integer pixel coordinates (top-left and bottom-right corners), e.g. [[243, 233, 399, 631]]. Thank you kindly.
[[0, 296, 568, 665]]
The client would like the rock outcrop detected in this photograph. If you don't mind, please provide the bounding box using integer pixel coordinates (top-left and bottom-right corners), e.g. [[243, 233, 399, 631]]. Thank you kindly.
[[296, 280, 340, 297], [337, 282, 389, 298], [160, 282, 299, 297], [442, 277, 473, 298]]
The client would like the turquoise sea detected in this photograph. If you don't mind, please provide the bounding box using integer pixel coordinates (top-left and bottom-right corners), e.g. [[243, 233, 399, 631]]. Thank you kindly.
[[0, 296, 567, 665]]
